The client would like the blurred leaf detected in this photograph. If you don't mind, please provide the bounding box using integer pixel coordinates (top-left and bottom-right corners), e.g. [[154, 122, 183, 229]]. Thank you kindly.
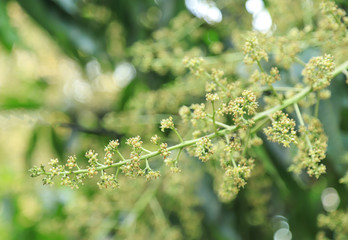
[[0, 97, 42, 110], [320, 76, 348, 174], [0, 0, 21, 51], [115, 78, 149, 111], [50, 127, 65, 160], [17, 0, 107, 64], [25, 126, 40, 170], [203, 29, 220, 45]]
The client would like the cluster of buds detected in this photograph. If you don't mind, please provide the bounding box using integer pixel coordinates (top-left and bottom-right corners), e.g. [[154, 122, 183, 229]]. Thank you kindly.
[[160, 116, 174, 132], [160, 143, 170, 159], [289, 116, 327, 178], [210, 68, 224, 83], [29, 164, 45, 177], [195, 136, 214, 162], [61, 175, 73, 187], [48, 158, 65, 177], [264, 111, 297, 147], [317, 209, 348, 240], [126, 136, 143, 152], [265, 67, 281, 85], [320, 0, 346, 17], [87, 166, 98, 178], [150, 134, 160, 145], [85, 150, 99, 165], [97, 172, 119, 189], [190, 103, 206, 120], [104, 140, 120, 152], [205, 82, 217, 93], [302, 54, 335, 91], [103, 140, 120, 166], [223, 90, 258, 126], [145, 170, 161, 180], [178, 106, 191, 122], [121, 152, 141, 177], [250, 67, 280, 85], [242, 33, 268, 65], [61, 174, 87, 189], [182, 57, 204, 76], [218, 158, 255, 202], [224, 135, 242, 153], [164, 157, 181, 174], [205, 93, 219, 102], [66, 155, 77, 169]]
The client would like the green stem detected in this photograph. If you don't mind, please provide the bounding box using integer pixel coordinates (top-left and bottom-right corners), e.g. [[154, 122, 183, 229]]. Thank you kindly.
[[314, 93, 320, 118], [172, 128, 184, 143], [256, 60, 265, 73], [145, 159, 151, 170], [123, 180, 161, 227], [206, 114, 231, 129], [260, 86, 303, 92], [332, 60, 348, 77], [268, 84, 284, 104], [116, 149, 126, 162], [115, 167, 120, 178], [212, 101, 217, 134], [294, 103, 313, 154], [250, 118, 269, 134], [204, 72, 229, 92], [176, 148, 183, 164], [242, 128, 250, 156], [149, 197, 167, 224], [141, 147, 152, 154], [330, 13, 341, 25], [231, 157, 237, 168], [38, 86, 312, 177], [294, 57, 306, 67]]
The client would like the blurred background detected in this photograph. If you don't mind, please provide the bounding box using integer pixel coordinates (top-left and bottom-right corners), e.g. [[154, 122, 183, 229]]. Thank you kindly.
[[0, 0, 348, 239]]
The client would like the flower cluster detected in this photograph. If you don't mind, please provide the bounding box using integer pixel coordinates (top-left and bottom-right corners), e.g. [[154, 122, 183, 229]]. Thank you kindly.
[[289, 116, 327, 178], [210, 68, 225, 83], [103, 140, 119, 165], [273, 31, 302, 69], [160, 116, 174, 132], [145, 170, 161, 180], [302, 54, 335, 91], [218, 158, 255, 202], [85, 150, 99, 165], [223, 90, 258, 126], [160, 143, 170, 159], [178, 105, 191, 122], [205, 93, 219, 101], [250, 67, 281, 86], [66, 155, 77, 169], [121, 152, 141, 177], [264, 111, 297, 147], [194, 137, 214, 162], [190, 103, 207, 120], [242, 33, 268, 65], [126, 136, 143, 151], [150, 134, 160, 145], [182, 57, 204, 76], [48, 158, 64, 176], [339, 171, 348, 185], [317, 209, 348, 240], [97, 172, 119, 189], [320, 0, 346, 17], [61, 175, 81, 189]]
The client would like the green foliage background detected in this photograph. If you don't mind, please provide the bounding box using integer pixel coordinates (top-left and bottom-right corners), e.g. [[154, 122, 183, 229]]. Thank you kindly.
[[0, 0, 348, 239]]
